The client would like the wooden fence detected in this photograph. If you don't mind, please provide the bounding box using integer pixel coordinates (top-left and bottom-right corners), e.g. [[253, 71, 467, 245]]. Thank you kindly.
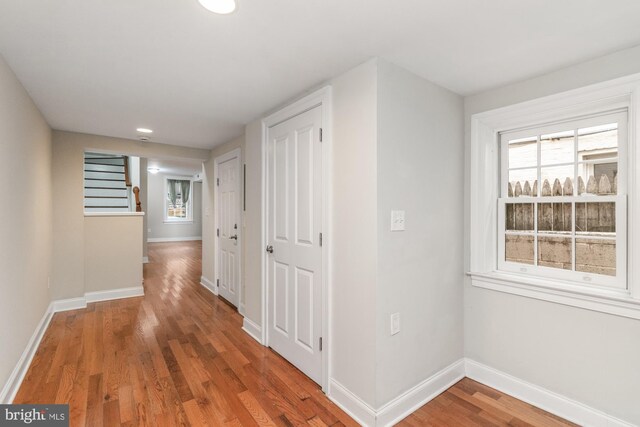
[[506, 174, 616, 233]]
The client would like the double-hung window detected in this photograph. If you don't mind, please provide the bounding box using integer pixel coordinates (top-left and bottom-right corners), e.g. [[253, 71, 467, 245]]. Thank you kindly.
[[469, 77, 640, 318], [498, 111, 627, 289], [165, 177, 193, 222]]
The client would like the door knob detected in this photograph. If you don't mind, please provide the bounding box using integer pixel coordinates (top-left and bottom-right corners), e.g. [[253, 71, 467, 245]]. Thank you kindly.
[[230, 235, 238, 240], [266, 245, 274, 254]]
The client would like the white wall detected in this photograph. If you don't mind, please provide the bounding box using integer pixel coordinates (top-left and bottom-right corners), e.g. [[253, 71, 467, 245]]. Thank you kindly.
[[464, 45, 640, 425], [147, 171, 202, 241], [375, 59, 464, 406], [0, 55, 52, 398], [330, 60, 380, 406], [84, 215, 143, 292]]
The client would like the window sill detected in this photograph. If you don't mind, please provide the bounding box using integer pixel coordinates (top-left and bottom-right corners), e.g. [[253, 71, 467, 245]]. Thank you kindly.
[[163, 220, 194, 225], [468, 271, 640, 320]]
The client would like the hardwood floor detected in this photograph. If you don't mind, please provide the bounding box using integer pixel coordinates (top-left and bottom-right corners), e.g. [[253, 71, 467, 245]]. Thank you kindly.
[[15, 241, 575, 427], [397, 378, 578, 427]]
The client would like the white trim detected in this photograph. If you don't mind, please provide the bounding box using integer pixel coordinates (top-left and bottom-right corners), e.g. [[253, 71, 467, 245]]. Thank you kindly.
[[200, 276, 218, 296], [163, 175, 194, 223], [241, 317, 263, 344], [328, 379, 376, 427], [0, 303, 54, 403], [52, 297, 87, 312], [213, 147, 243, 310], [261, 86, 332, 392], [469, 271, 640, 320], [84, 212, 145, 217], [147, 236, 202, 243], [142, 256, 149, 264], [376, 360, 466, 426], [85, 286, 144, 303], [465, 359, 635, 427], [239, 302, 246, 316], [470, 73, 640, 316], [327, 360, 465, 427], [1, 286, 145, 403]]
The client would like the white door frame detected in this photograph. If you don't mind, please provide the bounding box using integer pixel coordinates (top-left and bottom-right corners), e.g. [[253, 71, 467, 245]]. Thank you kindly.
[[261, 86, 332, 392], [213, 147, 243, 312]]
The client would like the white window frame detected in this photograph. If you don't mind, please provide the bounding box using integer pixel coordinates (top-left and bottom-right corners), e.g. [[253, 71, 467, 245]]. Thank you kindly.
[[163, 176, 194, 223], [469, 74, 640, 320], [497, 111, 627, 289]]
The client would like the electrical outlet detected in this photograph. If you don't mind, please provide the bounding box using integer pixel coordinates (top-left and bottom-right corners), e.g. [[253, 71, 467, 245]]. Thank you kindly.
[[390, 210, 405, 231], [390, 312, 400, 335]]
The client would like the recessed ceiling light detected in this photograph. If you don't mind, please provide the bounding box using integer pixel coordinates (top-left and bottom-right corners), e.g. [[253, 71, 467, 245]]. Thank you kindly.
[[137, 128, 153, 134], [198, 0, 236, 14], [148, 167, 160, 174]]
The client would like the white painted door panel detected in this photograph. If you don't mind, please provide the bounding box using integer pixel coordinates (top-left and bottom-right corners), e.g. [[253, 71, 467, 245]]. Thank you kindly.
[[267, 106, 323, 384], [218, 155, 240, 307]]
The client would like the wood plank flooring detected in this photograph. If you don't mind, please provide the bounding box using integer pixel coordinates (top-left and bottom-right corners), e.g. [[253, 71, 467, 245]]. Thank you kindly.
[[397, 378, 577, 427], [15, 241, 575, 427]]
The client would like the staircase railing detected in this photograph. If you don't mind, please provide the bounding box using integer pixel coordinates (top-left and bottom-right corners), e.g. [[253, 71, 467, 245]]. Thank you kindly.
[[133, 187, 142, 212]]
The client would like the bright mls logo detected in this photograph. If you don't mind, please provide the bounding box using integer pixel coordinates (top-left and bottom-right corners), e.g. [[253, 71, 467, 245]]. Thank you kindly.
[[0, 405, 68, 426]]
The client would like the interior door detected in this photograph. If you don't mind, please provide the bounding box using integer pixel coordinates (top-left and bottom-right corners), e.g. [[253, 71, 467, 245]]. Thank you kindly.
[[267, 106, 323, 384], [217, 153, 240, 307]]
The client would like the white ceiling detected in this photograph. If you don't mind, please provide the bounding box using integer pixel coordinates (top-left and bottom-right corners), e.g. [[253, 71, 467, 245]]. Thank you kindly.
[[1, 0, 639, 149], [146, 157, 203, 176]]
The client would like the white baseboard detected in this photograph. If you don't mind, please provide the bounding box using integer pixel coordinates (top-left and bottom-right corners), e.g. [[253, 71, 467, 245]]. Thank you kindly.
[[0, 303, 54, 403], [241, 317, 263, 344], [328, 359, 465, 427], [52, 297, 87, 312], [1, 287, 146, 403], [200, 276, 218, 296], [465, 359, 635, 427], [147, 236, 202, 243], [85, 286, 144, 303], [328, 379, 376, 426], [376, 359, 466, 426], [142, 256, 149, 264]]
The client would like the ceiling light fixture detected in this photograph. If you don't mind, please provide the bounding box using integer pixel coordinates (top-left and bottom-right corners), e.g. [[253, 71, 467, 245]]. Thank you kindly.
[[148, 167, 160, 174], [198, 0, 236, 14], [136, 128, 153, 134]]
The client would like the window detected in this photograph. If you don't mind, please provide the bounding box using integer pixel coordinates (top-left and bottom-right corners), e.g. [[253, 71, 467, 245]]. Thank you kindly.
[[469, 77, 640, 319], [164, 177, 193, 222], [498, 111, 627, 289]]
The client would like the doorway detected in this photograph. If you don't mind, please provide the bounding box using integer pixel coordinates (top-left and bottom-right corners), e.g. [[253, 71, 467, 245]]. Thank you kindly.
[[214, 148, 242, 308], [263, 88, 331, 389]]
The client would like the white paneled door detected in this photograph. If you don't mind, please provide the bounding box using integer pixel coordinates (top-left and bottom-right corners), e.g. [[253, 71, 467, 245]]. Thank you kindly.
[[217, 152, 240, 308], [267, 106, 323, 385]]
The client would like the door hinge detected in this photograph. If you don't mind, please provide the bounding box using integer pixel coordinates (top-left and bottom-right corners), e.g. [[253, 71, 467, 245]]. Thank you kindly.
[[216, 279, 219, 287], [319, 128, 323, 142], [217, 178, 220, 186], [319, 337, 323, 351], [217, 228, 220, 237], [319, 232, 323, 247]]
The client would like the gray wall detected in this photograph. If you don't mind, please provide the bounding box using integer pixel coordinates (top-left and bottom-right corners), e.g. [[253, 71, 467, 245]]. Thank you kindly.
[[0, 55, 52, 399], [464, 45, 640, 425], [376, 59, 464, 406], [147, 171, 202, 241]]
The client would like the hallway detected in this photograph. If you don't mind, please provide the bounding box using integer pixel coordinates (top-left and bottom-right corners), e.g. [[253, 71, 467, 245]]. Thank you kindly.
[[14, 242, 357, 426], [14, 241, 575, 426]]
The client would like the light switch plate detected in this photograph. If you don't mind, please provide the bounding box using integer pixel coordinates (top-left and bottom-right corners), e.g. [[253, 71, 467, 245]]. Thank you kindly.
[[390, 312, 400, 335], [390, 210, 405, 231]]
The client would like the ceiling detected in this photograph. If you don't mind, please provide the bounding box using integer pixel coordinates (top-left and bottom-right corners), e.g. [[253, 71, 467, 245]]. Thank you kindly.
[[146, 157, 203, 176], [1, 0, 639, 149]]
